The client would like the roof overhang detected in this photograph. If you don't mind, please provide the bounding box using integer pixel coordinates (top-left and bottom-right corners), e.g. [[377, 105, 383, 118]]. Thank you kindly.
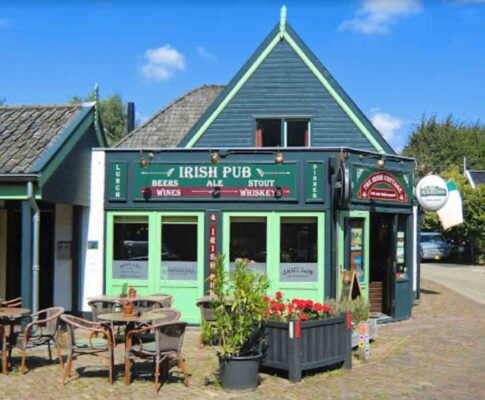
[[0, 173, 40, 182]]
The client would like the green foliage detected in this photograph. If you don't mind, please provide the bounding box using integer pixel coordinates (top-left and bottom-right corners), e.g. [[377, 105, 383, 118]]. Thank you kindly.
[[402, 115, 485, 178], [326, 296, 369, 325], [209, 254, 270, 357], [70, 93, 127, 146], [421, 167, 485, 264]]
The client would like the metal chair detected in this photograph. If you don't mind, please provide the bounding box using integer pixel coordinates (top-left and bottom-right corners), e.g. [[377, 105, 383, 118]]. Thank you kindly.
[[9, 307, 64, 374], [60, 314, 115, 385], [125, 321, 189, 392]]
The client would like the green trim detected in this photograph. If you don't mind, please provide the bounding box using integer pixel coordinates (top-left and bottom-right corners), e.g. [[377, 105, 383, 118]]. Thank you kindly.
[[336, 211, 370, 300], [38, 111, 94, 187], [185, 33, 281, 148], [184, 27, 385, 153], [223, 211, 325, 302], [0, 184, 42, 200], [283, 32, 385, 154], [106, 211, 205, 323]]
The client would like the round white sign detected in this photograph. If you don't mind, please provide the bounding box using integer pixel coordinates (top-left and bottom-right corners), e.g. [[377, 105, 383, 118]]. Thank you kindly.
[[416, 175, 449, 211]]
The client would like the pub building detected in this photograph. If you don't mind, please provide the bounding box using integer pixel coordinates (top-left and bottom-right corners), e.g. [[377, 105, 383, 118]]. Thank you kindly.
[[83, 8, 419, 323]]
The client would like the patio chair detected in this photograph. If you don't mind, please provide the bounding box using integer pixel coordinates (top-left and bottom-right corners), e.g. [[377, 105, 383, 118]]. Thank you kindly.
[[132, 298, 164, 313], [60, 314, 115, 385], [148, 293, 174, 308], [1, 297, 22, 308], [9, 307, 64, 374], [88, 299, 122, 322], [125, 321, 189, 393]]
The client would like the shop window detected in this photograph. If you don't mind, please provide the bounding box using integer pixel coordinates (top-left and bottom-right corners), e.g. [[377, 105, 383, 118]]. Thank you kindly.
[[229, 217, 267, 274], [112, 216, 149, 280], [344, 218, 365, 283], [280, 217, 318, 282], [255, 119, 309, 147], [161, 218, 198, 281]]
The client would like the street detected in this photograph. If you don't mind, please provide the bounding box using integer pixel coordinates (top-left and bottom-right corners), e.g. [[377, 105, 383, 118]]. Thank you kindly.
[[421, 262, 485, 305]]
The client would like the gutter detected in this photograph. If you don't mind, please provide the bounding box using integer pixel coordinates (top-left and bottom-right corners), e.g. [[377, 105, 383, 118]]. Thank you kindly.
[[26, 181, 40, 314], [0, 173, 40, 183]]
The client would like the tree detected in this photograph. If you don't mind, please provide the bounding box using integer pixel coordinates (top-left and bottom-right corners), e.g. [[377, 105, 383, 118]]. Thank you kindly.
[[70, 93, 127, 146], [403, 116, 485, 178]]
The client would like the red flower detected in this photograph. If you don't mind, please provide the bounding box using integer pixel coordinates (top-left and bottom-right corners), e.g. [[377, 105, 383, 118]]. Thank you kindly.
[[306, 300, 314, 308], [299, 314, 309, 321], [275, 291, 283, 300], [278, 302, 285, 311], [264, 309, 271, 316], [263, 295, 271, 302]]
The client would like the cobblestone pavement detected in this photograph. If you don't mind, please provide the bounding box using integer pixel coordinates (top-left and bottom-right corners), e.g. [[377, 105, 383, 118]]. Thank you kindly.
[[1, 279, 484, 399]]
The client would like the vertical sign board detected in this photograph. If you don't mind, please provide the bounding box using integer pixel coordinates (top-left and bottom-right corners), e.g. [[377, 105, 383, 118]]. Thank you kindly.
[[306, 162, 324, 202], [206, 210, 221, 293], [109, 161, 127, 201]]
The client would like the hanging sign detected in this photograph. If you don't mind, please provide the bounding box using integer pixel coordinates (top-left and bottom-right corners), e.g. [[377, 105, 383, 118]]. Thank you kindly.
[[416, 175, 449, 211], [306, 162, 324, 202], [354, 168, 410, 203], [437, 181, 463, 230], [133, 163, 298, 201], [109, 162, 127, 201]]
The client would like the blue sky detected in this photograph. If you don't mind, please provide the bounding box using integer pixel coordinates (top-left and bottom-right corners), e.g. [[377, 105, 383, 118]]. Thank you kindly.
[[0, 0, 484, 151]]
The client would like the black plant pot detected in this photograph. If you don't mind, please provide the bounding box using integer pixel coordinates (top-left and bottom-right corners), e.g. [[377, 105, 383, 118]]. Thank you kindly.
[[219, 353, 262, 392]]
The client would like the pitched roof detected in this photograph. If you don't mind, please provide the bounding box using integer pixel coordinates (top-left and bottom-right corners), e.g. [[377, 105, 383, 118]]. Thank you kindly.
[[116, 84, 225, 148], [0, 104, 90, 174], [179, 22, 394, 154], [467, 170, 485, 188]]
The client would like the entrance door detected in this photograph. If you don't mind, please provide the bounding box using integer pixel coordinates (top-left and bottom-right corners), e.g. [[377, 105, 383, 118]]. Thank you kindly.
[[369, 213, 394, 316], [159, 214, 204, 323]]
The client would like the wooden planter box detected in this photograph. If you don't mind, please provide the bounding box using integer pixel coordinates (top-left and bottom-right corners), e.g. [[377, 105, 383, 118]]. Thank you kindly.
[[261, 314, 352, 382]]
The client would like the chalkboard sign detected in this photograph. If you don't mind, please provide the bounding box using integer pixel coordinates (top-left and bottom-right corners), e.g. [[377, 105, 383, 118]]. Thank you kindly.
[[340, 270, 363, 301]]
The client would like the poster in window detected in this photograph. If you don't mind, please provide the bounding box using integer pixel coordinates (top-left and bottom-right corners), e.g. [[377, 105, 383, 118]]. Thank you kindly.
[[397, 231, 405, 265], [112, 260, 148, 280], [350, 226, 364, 282], [280, 263, 318, 282]]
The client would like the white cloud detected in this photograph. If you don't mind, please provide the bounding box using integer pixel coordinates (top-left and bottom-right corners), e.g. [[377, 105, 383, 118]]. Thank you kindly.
[[371, 111, 403, 144], [339, 0, 421, 35], [139, 45, 185, 81], [197, 46, 216, 60], [450, 0, 485, 4]]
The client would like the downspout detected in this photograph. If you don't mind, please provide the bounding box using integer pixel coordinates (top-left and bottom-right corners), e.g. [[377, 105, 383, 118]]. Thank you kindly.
[[27, 181, 40, 313]]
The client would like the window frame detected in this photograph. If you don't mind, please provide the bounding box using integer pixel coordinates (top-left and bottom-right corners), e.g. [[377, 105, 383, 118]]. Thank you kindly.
[[255, 117, 311, 148]]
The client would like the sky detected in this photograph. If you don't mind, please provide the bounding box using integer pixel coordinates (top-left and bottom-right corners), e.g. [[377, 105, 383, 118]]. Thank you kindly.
[[0, 0, 484, 151]]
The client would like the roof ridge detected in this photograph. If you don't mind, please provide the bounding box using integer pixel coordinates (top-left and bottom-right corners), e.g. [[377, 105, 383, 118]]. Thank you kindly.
[[115, 84, 225, 147], [0, 103, 83, 110]]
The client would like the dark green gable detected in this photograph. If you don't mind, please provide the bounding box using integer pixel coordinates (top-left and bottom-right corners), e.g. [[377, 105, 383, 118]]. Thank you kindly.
[[180, 22, 394, 155]]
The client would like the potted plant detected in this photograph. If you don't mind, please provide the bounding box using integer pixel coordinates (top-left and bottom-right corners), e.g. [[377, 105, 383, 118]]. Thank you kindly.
[[261, 292, 352, 382], [208, 254, 270, 392]]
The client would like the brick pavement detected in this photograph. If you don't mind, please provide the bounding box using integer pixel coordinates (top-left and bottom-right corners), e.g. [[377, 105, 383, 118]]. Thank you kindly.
[[1, 279, 484, 399]]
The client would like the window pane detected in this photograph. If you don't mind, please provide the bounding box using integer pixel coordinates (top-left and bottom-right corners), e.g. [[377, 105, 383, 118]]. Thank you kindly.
[[258, 119, 281, 147], [397, 215, 407, 275], [347, 219, 365, 283], [161, 222, 198, 281], [230, 219, 267, 274], [112, 217, 149, 280], [280, 218, 318, 282], [286, 120, 308, 147]]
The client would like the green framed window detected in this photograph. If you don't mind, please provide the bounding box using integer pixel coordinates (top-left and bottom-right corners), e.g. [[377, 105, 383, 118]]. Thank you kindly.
[[255, 118, 310, 147]]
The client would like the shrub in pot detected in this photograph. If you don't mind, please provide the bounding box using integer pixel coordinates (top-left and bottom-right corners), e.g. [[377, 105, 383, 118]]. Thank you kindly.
[[207, 255, 270, 392]]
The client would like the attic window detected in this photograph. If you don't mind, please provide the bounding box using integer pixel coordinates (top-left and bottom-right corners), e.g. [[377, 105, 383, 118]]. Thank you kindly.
[[256, 118, 309, 147]]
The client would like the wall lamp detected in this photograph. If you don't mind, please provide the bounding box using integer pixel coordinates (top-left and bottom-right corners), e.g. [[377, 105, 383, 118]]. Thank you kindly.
[[274, 147, 284, 164], [376, 158, 385, 168], [139, 150, 154, 168]]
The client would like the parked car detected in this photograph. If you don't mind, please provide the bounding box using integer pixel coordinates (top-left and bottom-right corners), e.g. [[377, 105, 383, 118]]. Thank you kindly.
[[420, 232, 451, 261]]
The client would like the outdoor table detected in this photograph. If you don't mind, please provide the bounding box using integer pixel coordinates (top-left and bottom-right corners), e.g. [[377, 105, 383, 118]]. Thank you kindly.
[[87, 294, 172, 306], [97, 310, 174, 335], [0, 307, 30, 374]]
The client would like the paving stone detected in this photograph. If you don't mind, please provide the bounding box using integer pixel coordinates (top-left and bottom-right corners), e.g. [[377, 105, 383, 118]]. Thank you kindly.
[[1, 278, 484, 399]]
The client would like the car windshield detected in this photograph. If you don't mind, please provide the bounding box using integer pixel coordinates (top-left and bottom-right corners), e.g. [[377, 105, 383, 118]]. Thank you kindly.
[[420, 234, 444, 243]]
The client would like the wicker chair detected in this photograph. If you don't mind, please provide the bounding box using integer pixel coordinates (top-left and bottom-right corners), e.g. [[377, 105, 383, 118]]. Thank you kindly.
[[147, 293, 174, 308], [9, 307, 64, 374], [60, 314, 115, 385], [125, 321, 189, 392], [0, 297, 22, 308], [88, 299, 122, 321], [132, 299, 164, 313]]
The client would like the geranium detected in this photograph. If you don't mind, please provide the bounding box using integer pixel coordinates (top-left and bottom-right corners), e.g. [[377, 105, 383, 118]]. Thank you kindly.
[[264, 291, 335, 322]]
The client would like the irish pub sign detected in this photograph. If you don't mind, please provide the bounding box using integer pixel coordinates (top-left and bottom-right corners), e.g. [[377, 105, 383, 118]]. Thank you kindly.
[[133, 163, 298, 201]]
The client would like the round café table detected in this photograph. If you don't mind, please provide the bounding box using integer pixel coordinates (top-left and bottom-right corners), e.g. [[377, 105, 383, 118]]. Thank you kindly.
[[0, 307, 30, 374]]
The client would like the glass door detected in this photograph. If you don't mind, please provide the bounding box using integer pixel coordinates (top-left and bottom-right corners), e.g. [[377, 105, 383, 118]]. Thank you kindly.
[[159, 214, 204, 323]]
